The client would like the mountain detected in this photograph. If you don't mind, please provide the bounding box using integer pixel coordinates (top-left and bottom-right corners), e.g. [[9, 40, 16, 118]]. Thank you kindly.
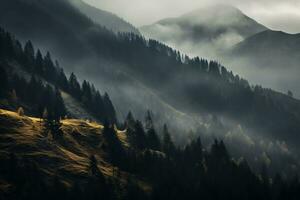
[[70, 0, 140, 35], [2, 0, 300, 153], [0, 108, 149, 199], [231, 30, 300, 68], [0, 0, 207, 136], [2, 2, 300, 199], [140, 4, 300, 98], [225, 30, 300, 97], [1, 108, 300, 200], [0, 27, 117, 124], [140, 4, 268, 58]]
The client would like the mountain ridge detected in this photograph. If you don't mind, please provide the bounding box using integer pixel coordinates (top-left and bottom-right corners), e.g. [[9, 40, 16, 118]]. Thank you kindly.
[[2, 0, 300, 150], [140, 4, 268, 58], [70, 0, 140, 35]]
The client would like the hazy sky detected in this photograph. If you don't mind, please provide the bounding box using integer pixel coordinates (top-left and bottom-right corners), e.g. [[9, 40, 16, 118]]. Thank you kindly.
[[83, 0, 300, 33]]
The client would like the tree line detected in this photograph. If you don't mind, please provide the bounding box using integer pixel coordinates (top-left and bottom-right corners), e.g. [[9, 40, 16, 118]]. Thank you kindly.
[[0, 26, 116, 123], [1, 111, 300, 200]]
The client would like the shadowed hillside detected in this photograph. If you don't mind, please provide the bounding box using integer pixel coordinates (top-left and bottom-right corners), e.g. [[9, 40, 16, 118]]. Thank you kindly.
[[0, 109, 151, 198], [1, 108, 300, 200], [70, 0, 140, 35]]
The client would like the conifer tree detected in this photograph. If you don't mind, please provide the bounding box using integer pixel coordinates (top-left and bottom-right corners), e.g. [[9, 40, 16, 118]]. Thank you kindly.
[[23, 40, 35, 71], [103, 92, 117, 123], [130, 120, 147, 150], [102, 120, 125, 166], [69, 73, 81, 99], [125, 111, 135, 130], [145, 111, 160, 150], [35, 49, 44, 75], [162, 124, 175, 155]]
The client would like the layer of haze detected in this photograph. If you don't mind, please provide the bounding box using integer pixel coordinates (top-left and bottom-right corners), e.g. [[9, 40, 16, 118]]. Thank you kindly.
[[83, 0, 300, 34]]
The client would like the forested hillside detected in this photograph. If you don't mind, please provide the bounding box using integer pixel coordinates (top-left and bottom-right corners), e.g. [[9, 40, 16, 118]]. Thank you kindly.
[[0, 27, 116, 123], [226, 30, 300, 97], [1, 0, 300, 152], [1, 108, 300, 200], [1, 1, 300, 199]]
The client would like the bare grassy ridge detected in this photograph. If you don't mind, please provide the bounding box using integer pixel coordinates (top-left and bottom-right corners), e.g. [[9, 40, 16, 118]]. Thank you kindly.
[[0, 109, 148, 190]]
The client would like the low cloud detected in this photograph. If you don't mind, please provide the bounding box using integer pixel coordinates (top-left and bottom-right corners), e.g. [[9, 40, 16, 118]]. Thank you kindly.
[[83, 0, 300, 33]]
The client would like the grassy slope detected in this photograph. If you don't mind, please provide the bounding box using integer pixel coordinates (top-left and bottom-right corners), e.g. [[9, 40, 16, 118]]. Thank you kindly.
[[0, 109, 148, 191]]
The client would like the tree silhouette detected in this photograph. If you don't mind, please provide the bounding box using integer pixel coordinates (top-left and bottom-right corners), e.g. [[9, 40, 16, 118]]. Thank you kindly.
[[162, 124, 175, 155]]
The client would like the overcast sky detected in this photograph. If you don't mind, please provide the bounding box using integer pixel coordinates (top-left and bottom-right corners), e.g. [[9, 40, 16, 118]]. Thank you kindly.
[[83, 0, 300, 33]]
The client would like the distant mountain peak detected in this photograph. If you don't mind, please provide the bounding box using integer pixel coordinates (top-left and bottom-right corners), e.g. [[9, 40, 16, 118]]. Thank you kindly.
[[140, 4, 268, 58], [183, 4, 242, 16]]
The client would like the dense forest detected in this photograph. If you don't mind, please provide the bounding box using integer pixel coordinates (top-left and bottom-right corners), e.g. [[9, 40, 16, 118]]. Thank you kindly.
[[1, 1, 300, 200], [1, 0, 300, 151], [1, 111, 300, 200], [0, 27, 116, 123]]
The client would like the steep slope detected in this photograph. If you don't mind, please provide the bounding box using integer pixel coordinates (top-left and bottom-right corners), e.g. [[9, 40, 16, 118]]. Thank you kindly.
[[0, 0, 201, 135], [2, 59, 98, 122], [225, 30, 300, 97], [232, 30, 300, 68], [0, 109, 150, 193], [0, 27, 118, 124], [140, 4, 267, 58], [0, 0, 96, 67], [2, 0, 300, 152], [70, 0, 140, 34], [1, 108, 300, 200]]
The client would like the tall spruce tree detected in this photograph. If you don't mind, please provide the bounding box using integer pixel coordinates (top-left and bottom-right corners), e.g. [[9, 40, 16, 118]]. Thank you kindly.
[[162, 124, 175, 155], [103, 92, 117, 123], [145, 111, 160, 150], [35, 49, 44, 75], [23, 41, 35, 70]]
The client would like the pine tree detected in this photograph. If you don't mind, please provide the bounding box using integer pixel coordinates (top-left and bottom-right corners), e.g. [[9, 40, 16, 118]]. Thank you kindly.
[[35, 49, 44, 75], [102, 120, 125, 166], [43, 52, 55, 81], [103, 92, 117, 123], [69, 73, 81, 99], [162, 124, 175, 155], [53, 87, 66, 121], [93, 90, 105, 121], [81, 80, 92, 106], [125, 111, 135, 130], [145, 111, 160, 150], [145, 110, 153, 130], [23, 40, 35, 71], [210, 140, 229, 163], [57, 68, 69, 91], [130, 120, 147, 150]]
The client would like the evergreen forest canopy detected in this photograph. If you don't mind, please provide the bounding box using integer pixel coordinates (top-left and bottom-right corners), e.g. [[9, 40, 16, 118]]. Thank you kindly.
[[1, 0, 300, 199], [1, 0, 300, 151], [0, 27, 117, 123], [0, 22, 300, 200], [1, 106, 300, 200]]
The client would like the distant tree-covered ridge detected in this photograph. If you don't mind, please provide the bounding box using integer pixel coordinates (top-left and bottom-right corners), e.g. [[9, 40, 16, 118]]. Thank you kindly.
[[0, 27, 116, 123], [1, 0, 300, 150]]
